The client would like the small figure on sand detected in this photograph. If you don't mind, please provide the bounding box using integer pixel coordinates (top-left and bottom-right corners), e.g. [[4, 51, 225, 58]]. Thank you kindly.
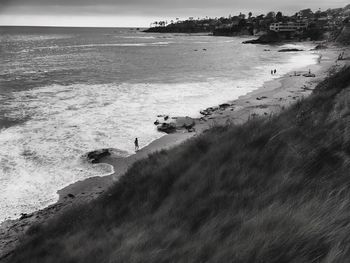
[[271, 70, 273, 75], [318, 54, 322, 64], [274, 69, 277, 74], [338, 52, 344, 61], [134, 138, 139, 152]]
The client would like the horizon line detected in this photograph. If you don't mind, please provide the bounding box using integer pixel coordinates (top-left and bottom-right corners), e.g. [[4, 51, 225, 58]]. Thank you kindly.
[[0, 25, 148, 29]]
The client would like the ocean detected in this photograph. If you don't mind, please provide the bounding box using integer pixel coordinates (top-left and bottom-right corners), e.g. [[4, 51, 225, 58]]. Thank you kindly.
[[0, 26, 319, 221]]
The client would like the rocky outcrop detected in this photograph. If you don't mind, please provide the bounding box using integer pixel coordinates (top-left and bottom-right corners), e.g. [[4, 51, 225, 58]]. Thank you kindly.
[[313, 44, 328, 50], [219, 103, 231, 109], [154, 103, 234, 134], [200, 107, 219, 116], [278, 48, 304, 52], [200, 103, 234, 116], [85, 149, 112, 163], [155, 116, 195, 134], [243, 31, 282, 44], [177, 117, 195, 131], [157, 122, 177, 133], [303, 73, 316, 77]]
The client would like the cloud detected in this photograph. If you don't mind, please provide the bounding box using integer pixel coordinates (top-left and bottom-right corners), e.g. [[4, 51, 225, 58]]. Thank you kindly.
[[2, 0, 348, 12], [0, 0, 348, 26]]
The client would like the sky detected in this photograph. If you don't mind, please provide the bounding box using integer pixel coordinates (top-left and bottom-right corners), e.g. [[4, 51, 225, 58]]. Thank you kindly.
[[0, 0, 348, 27]]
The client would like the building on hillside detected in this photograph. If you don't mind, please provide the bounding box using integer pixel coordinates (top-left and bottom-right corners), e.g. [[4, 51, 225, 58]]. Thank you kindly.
[[315, 17, 330, 29], [270, 22, 308, 32], [215, 20, 240, 30]]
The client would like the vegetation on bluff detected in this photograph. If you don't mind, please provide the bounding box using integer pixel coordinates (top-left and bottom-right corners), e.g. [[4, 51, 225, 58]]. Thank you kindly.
[[337, 24, 350, 45], [8, 66, 350, 262]]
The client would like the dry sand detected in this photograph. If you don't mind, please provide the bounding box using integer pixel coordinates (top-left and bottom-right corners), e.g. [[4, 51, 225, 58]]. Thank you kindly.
[[0, 44, 348, 261]]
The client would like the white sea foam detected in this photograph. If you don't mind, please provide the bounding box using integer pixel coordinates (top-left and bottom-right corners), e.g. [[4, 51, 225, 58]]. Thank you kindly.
[[34, 42, 172, 50], [120, 36, 157, 39], [279, 43, 309, 50], [0, 35, 71, 42]]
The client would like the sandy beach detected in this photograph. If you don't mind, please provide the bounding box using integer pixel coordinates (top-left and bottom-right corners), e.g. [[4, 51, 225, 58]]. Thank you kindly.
[[0, 43, 348, 261]]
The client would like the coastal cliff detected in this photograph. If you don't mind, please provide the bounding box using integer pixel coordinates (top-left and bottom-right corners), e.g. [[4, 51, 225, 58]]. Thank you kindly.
[[243, 31, 282, 44], [337, 23, 350, 45], [4, 59, 350, 262]]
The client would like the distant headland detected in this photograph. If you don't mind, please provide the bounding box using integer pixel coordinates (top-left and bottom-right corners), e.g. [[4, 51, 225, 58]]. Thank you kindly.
[[144, 5, 350, 43]]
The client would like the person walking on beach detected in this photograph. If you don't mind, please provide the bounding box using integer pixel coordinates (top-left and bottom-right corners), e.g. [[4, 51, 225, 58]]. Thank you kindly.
[[134, 138, 139, 152]]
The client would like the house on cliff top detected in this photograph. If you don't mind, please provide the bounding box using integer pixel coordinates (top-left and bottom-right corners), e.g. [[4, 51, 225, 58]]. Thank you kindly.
[[269, 22, 308, 32]]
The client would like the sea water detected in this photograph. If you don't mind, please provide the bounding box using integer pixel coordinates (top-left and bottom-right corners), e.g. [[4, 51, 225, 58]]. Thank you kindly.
[[0, 27, 319, 221]]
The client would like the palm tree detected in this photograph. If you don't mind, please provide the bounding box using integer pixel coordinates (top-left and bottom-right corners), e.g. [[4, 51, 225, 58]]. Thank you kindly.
[[276, 11, 283, 21]]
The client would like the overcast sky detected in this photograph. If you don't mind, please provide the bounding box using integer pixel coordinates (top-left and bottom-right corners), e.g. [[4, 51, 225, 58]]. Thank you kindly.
[[0, 0, 348, 27]]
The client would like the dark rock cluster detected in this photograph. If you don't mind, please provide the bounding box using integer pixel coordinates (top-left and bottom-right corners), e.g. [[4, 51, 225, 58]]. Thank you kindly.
[[85, 149, 112, 163]]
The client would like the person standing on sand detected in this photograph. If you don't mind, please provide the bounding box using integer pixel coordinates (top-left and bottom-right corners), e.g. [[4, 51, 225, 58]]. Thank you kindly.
[[271, 70, 273, 75], [134, 138, 139, 152], [274, 69, 277, 74], [318, 54, 322, 64]]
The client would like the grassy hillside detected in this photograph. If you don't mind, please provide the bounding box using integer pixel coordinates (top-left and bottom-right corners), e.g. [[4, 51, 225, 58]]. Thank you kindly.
[[336, 24, 350, 45], [8, 66, 350, 263]]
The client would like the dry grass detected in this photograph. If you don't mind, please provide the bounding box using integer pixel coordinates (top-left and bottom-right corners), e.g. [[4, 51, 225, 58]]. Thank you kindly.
[[8, 66, 350, 263]]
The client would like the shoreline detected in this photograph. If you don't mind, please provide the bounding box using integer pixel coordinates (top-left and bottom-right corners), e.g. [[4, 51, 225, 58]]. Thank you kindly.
[[58, 44, 349, 205], [0, 43, 347, 261]]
